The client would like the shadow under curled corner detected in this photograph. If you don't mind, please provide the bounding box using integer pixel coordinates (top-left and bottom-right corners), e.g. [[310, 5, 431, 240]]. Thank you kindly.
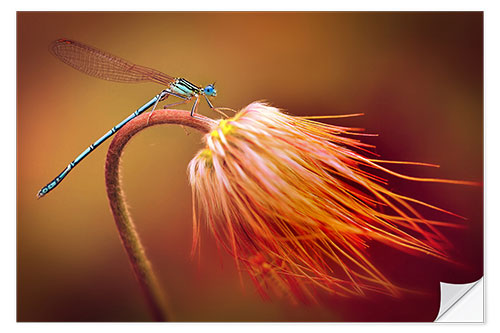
[[435, 277, 484, 322]]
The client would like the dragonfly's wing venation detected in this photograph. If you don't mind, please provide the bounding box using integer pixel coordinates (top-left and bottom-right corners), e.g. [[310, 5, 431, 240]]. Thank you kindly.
[[50, 39, 175, 86]]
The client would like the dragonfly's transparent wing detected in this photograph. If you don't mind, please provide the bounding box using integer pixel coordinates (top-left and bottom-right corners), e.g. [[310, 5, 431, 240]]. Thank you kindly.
[[50, 39, 176, 86]]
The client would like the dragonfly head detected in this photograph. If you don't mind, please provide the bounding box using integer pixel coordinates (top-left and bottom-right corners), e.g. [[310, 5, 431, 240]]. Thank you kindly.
[[203, 84, 217, 97]]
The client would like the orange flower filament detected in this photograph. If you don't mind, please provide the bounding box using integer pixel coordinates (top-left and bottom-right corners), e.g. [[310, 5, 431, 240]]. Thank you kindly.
[[188, 102, 477, 302]]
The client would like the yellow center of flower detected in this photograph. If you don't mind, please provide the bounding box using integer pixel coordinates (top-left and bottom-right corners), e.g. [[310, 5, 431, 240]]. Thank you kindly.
[[210, 119, 234, 139], [199, 148, 213, 167]]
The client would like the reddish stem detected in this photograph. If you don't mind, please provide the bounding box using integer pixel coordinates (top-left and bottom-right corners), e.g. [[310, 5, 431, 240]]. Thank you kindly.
[[105, 109, 214, 321]]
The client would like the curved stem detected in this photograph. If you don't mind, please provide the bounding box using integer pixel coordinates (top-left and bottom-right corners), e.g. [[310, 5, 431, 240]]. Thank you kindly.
[[105, 109, 214, 321]]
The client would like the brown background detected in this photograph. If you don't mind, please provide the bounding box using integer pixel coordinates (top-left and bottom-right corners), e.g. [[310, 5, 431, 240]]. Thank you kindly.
[[17, 12, 483, 321]]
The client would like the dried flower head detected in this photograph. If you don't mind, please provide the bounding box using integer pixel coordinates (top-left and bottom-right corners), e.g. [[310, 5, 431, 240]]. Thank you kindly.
[[188, 102, 476, 302]]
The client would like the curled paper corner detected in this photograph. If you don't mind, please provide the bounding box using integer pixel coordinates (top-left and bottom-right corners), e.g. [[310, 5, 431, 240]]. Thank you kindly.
[[435, 277, 484, 322]]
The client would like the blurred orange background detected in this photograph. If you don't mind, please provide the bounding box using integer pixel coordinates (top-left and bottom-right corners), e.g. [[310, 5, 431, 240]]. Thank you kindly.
[[17, 12, 483, 321]]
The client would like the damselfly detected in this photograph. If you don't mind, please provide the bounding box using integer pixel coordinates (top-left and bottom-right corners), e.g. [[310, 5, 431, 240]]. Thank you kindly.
[[37, 38, 219, 198]]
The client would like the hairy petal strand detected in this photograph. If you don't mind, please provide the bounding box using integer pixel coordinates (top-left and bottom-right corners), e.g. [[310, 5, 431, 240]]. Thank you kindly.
[[188, 102, 477, 302]]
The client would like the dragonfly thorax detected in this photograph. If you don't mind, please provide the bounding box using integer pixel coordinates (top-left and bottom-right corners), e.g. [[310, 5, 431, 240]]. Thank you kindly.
[[171, 78, 217, 99]]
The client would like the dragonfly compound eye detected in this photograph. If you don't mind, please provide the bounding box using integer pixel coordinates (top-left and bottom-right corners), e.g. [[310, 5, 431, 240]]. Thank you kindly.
[[204, 85, 217, 96]]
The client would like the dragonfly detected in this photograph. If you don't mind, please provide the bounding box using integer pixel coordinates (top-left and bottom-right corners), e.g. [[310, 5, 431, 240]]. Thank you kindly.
[[37, 38, 219, 198]]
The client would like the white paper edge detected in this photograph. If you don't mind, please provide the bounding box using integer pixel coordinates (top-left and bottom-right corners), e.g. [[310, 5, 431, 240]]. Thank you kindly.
[[435, 277, 484, 322]]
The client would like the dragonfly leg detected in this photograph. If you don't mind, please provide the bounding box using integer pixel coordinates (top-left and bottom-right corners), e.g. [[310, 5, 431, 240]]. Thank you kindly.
[[146, 93, 165, 125], [162, 99, 192, 110], [147, 90, 191, 125], [190, 95, 200, 117], [158, 91, 194, 135], [160, 90, 192, 110], [203, 94, 234, 118], [156, 98, 194, 135], [203, 94, 214, 109], [146, 90, 171, 125]]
